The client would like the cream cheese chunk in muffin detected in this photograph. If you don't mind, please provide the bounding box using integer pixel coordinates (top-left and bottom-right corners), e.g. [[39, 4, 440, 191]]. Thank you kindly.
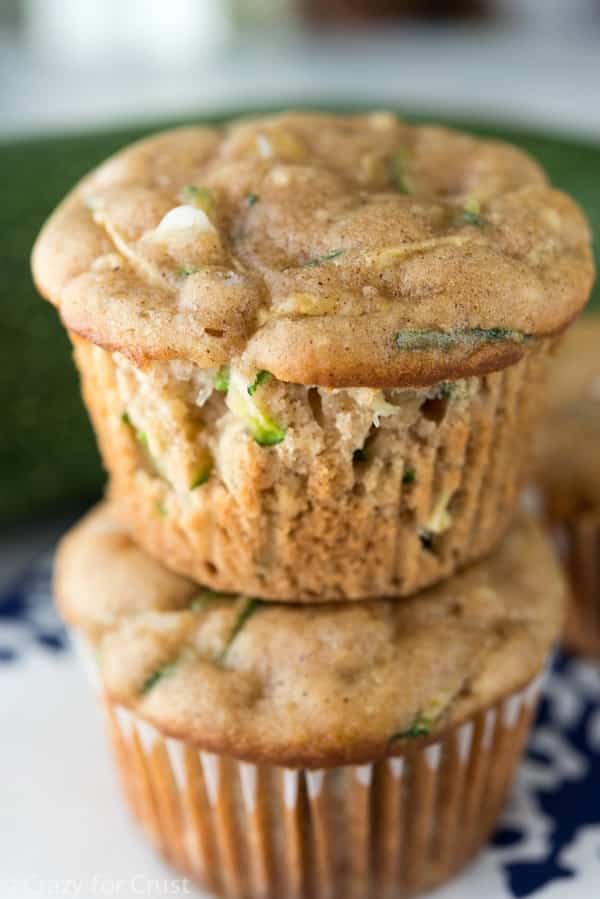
[[55, 503, 565, 767]]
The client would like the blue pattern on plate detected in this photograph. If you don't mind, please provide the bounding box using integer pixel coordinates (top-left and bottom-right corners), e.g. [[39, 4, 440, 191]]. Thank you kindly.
[[1, 553, 599, 897], [492, 656, 600, 896], [0, 552, 67, 662]]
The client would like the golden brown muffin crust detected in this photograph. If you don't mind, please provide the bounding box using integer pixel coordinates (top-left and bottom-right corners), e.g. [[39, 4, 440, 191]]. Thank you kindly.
[[533, 317, 600, 516], [33, 112, 594, 388], [55, 503, 565, 766]]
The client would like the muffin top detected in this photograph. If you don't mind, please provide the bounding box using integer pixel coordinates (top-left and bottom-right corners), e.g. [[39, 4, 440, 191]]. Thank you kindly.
[[533, 316, 600, 517], [33, 112, 593, 388], [55, 503, 564, 767]]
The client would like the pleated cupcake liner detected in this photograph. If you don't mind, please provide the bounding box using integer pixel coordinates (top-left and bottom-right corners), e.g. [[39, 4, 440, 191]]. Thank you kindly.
[[75, 335, 553, 601], [76, 638, 546, 899]]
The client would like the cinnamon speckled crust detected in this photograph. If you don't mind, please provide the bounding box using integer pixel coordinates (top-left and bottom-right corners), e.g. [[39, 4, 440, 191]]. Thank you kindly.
[[55, 503, 565, 768], [73, 333, 553, 601], [533, 318, 600, 519], [32, 112, 593, 388]]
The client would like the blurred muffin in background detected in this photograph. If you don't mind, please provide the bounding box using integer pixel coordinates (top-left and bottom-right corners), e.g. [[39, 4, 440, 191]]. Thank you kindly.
[[530, 317, 600, 657], [55, 502, 565, 899]]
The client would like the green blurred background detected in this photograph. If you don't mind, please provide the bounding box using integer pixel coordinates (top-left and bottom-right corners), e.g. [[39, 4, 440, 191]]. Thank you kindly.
[[1, 113, 598, 528]]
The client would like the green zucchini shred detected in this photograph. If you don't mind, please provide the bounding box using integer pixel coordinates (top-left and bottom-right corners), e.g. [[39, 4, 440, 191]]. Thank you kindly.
[[395, 327, 527, 352], [190, 472, 209, 489], [190, 464, 212, 489], [248, 370, 271, 396], [141, 660, 176, 694], [389, 713, 432, 742], [219, 598, 263, 661], [227, 370, 287, 446], [253, 422, 286, 446], [437, 382, 457, 399], [120, 411, 148, 447], [462, 208, 484, 226]]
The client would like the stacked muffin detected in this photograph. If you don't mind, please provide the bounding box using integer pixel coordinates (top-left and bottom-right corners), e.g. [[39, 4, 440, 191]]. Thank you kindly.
[[529, 318, 600, 657], [33, 112, 594, 898]]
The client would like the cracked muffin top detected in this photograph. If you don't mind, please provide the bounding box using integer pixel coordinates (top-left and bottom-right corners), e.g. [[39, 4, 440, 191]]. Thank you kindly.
[[55, 503, 565, 766], [32, 111, 593, 388], [533, 316, 600, 517]]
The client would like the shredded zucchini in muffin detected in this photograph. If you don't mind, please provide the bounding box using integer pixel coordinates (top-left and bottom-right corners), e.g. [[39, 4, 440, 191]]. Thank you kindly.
[[225, 369, 287, 446]]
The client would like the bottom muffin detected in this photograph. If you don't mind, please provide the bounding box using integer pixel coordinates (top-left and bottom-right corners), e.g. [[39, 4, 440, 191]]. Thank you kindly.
[[54, 504, 565, 899], [530, 317, 600, 657]]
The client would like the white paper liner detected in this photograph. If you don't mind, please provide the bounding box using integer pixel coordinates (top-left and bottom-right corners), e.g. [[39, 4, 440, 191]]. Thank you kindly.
[[74, 635, 546, 899]]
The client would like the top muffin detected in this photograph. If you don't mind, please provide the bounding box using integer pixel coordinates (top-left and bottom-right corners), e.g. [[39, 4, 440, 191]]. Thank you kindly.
[[32, 111, 593, 389]]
